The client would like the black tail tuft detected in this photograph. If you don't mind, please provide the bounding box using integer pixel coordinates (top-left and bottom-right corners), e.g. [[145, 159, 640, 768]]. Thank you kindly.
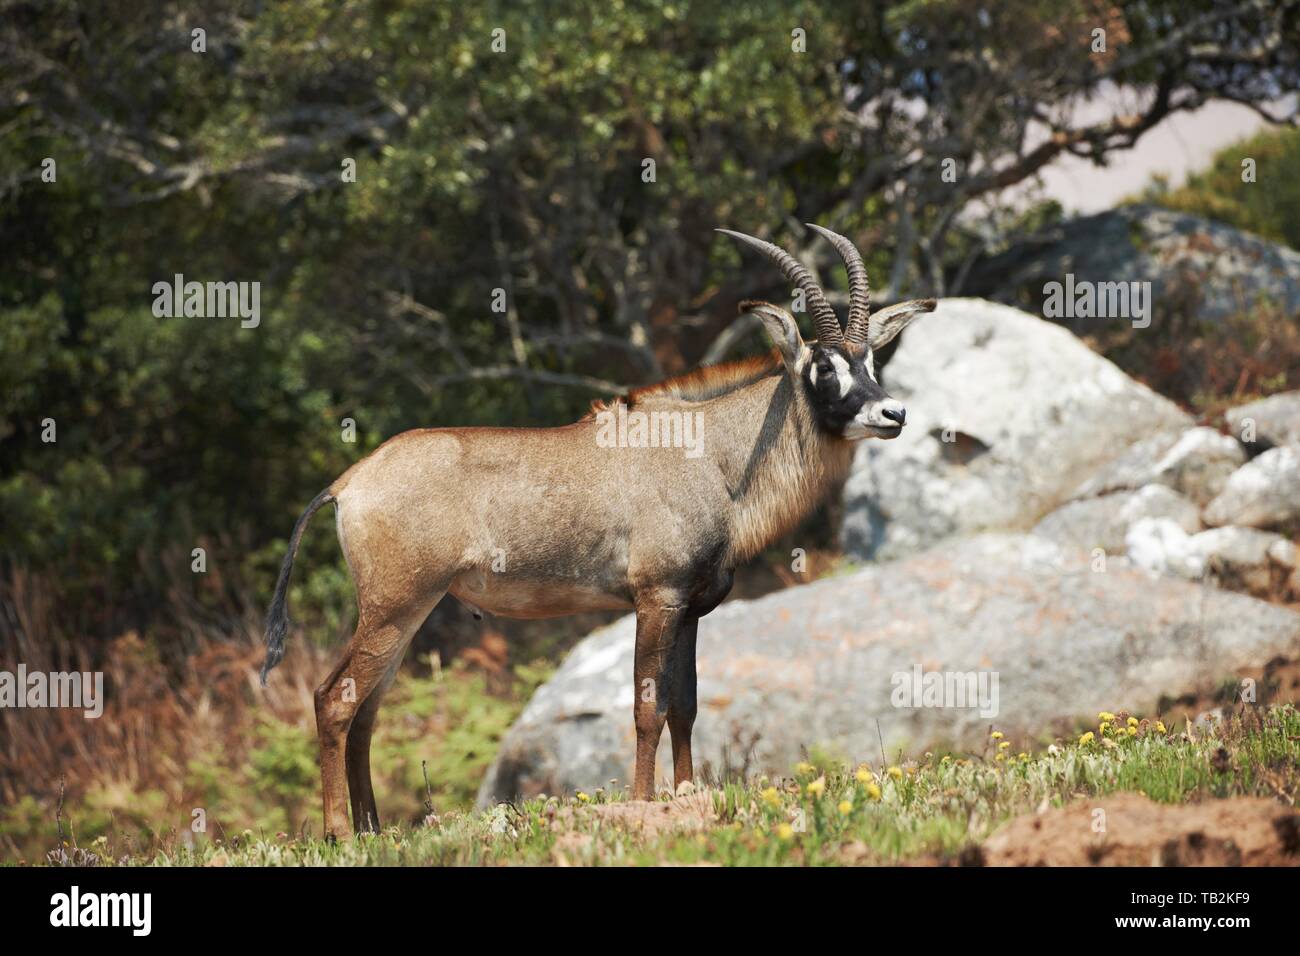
[[260, 579, 291, 687], [261, 489, 334, 687]]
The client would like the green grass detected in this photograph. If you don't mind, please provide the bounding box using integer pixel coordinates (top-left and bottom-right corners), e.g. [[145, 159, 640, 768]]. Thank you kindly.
[[47, 704, 1299, 867]]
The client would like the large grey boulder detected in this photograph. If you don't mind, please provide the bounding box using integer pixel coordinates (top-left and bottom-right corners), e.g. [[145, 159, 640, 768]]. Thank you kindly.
[[841, 298, 1192, 562], [478, 534, 1300, 805], [963, 204, 1300, 331], [1032, 484, 1200, 554], [1225, 392, 1300, 452], [1070, 426, 1245, 506], [1203, 445, 1300, 530]]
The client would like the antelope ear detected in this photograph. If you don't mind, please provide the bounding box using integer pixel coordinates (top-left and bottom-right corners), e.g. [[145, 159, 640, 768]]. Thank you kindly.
[[869, 299, 937, 350], [742, 300, 808, 374]]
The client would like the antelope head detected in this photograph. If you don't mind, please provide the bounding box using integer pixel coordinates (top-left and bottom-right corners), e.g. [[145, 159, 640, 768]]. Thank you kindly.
[[718, 224, 936, 440]]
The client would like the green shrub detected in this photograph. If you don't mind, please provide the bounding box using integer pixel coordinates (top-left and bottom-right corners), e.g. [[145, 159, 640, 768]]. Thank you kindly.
[[1139, 126, 1300, 250]]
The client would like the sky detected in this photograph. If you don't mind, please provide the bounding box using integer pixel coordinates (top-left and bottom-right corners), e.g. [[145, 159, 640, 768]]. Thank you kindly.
[[1033, 94, 1284, 214]]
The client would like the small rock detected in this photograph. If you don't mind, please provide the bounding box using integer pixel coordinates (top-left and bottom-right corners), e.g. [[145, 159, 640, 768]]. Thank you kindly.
[[1034, 485, 1200, 553], [1203, 445, 1300, 530], [1187, 526, 1297, 597], [1125, 521, 1296, 597], [1072, 427, 1245, 505], [488, 803, 518, 837], [1193, 708, 1225, 734], [1225, 391, 1300, 451], [1125, 518, 1204, 579]]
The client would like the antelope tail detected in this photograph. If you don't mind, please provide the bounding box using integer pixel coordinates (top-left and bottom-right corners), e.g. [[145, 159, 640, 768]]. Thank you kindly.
[[261, 488, 335, 686]]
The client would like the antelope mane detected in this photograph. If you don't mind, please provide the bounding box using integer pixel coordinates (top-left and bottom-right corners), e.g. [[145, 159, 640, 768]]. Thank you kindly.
[[585, 349, 784, 418]]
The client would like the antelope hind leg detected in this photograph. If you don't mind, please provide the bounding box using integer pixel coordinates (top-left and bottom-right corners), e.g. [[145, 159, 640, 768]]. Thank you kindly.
[[315, 602, 435, 840]]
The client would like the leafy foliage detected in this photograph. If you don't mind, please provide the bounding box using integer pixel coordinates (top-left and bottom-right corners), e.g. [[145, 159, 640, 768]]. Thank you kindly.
[[1141, 125, 1300, 251], [4, 0, 1296, 648]]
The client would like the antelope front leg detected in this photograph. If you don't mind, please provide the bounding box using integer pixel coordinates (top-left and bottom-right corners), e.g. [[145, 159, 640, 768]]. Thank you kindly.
[[666, 617, 698, 792], [631, 604, 688, 801]]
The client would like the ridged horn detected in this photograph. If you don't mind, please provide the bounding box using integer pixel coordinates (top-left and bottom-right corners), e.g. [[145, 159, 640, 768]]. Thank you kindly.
[[717, 228, 842, 346], [805, 223, 870, 353]]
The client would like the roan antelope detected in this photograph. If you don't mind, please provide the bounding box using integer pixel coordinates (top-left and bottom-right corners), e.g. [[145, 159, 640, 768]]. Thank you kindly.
[[261, 224, 935, 839]]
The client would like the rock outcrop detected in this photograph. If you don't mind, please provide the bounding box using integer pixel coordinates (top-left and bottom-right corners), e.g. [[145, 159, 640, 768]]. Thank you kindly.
[[479, 535, 1300, 805], [1203, 445, 1300, 530], [1225, 391, 1300, 452], [841, 298, 1191, 562], [962, 204, 1300, 330]]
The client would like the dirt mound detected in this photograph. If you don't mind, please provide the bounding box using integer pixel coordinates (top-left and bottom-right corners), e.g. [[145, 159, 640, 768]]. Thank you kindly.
[[554, 789, 718, 840], [583, 790, 718, 836], [980, 793, 1300, 866]]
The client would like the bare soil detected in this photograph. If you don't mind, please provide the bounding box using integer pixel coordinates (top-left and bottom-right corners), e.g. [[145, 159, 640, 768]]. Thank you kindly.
[[579, 789, 719, 836], [979, 793, 1300, 866]]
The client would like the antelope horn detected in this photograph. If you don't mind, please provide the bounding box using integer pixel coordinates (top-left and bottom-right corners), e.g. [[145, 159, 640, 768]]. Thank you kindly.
[[805, 223, 870, 353], [717, 228, 843, 346]]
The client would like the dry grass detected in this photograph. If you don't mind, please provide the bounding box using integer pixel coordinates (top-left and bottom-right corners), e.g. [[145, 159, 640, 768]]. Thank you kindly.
[[0, 566, 549, 863], [1085, 296, 1300, 422]]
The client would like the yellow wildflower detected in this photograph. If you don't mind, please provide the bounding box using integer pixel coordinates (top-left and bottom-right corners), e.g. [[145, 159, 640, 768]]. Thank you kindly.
[[865, 782, 882, 801], [795, 761, 814, 775], [1127, 725, 1137, 737], [990, 730, 1004, 740], [887, 766, 903, 780], [806, 776, 826, 797], [1079, 731, 1095, 745], [1155, 721, 1167, 734], [998, 741, 1010, 750], [760, 786, 781, 809], [776, 823, 794, 841], [838, 800, 853, 815], [1127, 716, 1139, 727], [1099, 721, 1110, 734], [1098, 711, 1115, 722], [854, 767, 872, 784], [576, 791, 590, 803]]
